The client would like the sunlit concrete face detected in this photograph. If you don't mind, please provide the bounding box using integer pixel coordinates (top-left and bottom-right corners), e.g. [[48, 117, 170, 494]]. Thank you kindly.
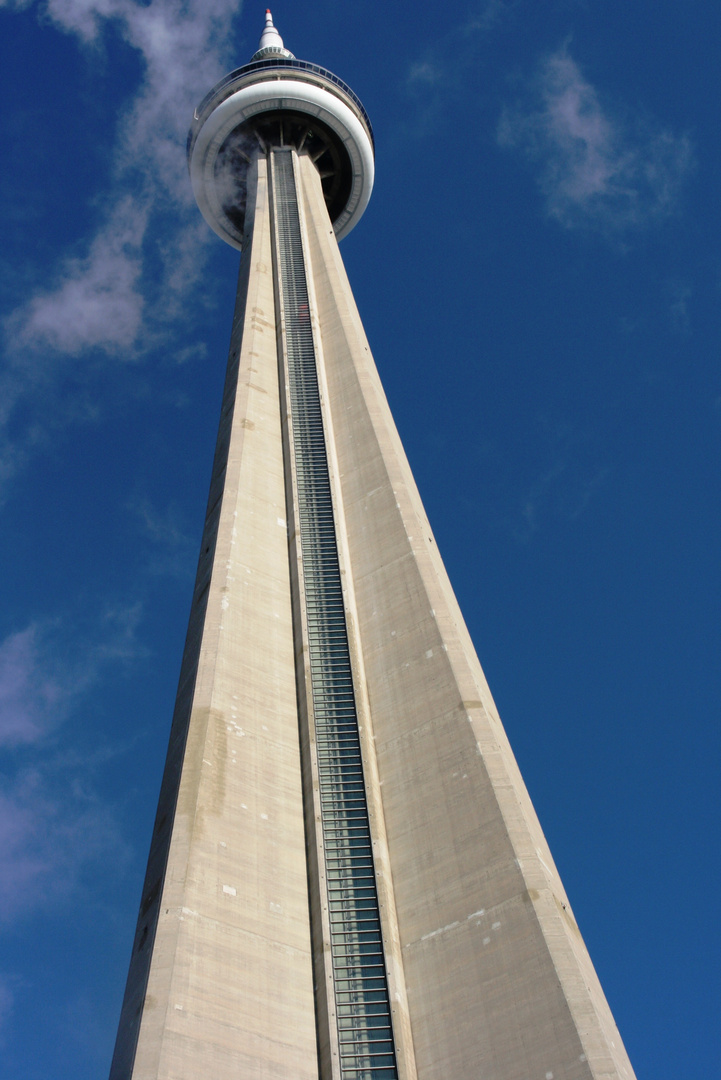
[[109, 157, 319, 1080], [110, 17, 637, 1080]]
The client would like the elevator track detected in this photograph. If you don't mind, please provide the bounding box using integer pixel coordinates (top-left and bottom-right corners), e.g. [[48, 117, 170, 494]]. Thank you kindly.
[[271, 147, 398, 1080]]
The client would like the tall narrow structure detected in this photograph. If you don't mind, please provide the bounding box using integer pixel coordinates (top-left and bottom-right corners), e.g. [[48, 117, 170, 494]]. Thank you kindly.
[[111, 14, 636, 1080]]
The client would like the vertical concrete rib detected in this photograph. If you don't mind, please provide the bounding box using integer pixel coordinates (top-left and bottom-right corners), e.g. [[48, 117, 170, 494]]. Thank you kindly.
[[298, 154, 637, 1080], [110, 158, 318, 1080]]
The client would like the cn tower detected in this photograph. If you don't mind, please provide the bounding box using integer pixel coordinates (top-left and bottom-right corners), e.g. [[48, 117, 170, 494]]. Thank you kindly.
[[110, 13, 636, 1080]]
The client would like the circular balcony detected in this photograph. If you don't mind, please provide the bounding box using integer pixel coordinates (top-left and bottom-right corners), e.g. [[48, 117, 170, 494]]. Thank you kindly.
[[188, 59, 375, 249]]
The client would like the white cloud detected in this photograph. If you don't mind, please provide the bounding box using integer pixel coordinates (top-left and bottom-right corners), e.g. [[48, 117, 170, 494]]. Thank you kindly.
[[12, 197, 147, 357], [111, 0, 243, 201], [498, 45, 693, 232], [8, 0, 240, 354], [0, 626, 67, 747], [0, 767, 128, 922], [405, 1, 513, 102], [129, 497, 197, 579], [0, 610, 143, 919], [465, 0, 512, 34], [407, 60, 443, 87], [0, 0, 242, 487], [36, 0, 244, 201], [0, 974, 13, 1035], [0, 609, 146, 748], [94, 601, 147, 661], [666, 278, 693, 334]]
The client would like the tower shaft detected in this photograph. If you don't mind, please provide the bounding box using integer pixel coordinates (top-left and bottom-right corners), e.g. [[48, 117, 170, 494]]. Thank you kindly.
[[111, 147, 636, 1080]]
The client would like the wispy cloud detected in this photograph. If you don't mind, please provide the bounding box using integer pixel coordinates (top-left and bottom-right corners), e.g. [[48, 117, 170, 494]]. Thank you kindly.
[[130, 496, 197, 578], [0, 0, 242, 488], [404, 1, 515, 118], [0, 766, 129, 922], [0, 626, 67, 747], [464, 0, 511, 34], [0, 608, 146, 748], [7, 0, 240, 352], [519, 460, 610, 540], [9, 198, 147, 358], [44, 0, 241, 194], [0, 610, 144, 920], [509, 415, 611, 542], [0, 973, 14, 1037], [666, 278, 693, 334], [407, 59, 444, 88], [498, 45, 693, 233]]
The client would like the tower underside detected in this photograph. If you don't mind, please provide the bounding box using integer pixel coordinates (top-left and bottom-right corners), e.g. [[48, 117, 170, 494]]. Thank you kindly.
[[110, 148, 636, 1080]]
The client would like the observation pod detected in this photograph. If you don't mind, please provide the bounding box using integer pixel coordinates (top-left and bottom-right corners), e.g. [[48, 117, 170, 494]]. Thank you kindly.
[[188, 13, 375, 249]]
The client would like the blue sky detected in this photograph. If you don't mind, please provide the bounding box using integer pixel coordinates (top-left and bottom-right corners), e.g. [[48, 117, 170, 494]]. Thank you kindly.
[[0, 1, 719, 1077]]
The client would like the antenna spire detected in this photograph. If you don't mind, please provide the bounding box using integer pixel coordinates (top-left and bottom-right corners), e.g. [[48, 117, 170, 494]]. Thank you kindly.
[[251, 10, 295, 61]]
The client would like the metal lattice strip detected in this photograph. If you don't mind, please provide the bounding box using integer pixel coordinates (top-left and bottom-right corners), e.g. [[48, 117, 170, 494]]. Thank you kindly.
[[272, 148, 398, 1080]]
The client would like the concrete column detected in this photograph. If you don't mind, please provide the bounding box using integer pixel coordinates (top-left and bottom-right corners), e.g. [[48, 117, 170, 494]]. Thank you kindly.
[[110, 158, 318, 1080]]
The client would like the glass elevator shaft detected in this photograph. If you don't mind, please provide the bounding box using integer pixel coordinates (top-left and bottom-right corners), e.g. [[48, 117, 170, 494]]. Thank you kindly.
[[271, 148, 398, 1080]]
